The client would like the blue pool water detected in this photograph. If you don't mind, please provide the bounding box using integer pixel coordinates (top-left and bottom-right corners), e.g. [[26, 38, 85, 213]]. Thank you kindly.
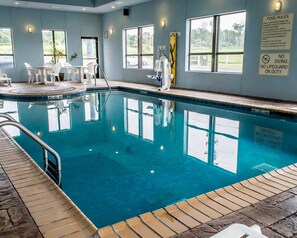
[[2, 90, 297, 228]]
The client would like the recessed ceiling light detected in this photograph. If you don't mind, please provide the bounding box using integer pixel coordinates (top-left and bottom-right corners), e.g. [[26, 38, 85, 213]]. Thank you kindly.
[[111, 5, 116, 9], [14, 2, 19, 5], [82, 8, 86, 11]]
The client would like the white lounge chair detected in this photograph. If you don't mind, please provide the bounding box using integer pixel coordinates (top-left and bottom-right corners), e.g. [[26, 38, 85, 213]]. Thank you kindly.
[[211, 224, 268, 238]]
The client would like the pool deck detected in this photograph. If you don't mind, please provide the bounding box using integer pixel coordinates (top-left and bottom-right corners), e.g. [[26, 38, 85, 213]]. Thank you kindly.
[[1, 80, 297, 238]]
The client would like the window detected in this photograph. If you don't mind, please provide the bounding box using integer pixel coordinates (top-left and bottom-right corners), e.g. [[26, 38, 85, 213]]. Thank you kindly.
[[0, 28, 14, 68], [188, 12, 246, 73], [42, 30, 67, 64], [124, 26, 154, 69]]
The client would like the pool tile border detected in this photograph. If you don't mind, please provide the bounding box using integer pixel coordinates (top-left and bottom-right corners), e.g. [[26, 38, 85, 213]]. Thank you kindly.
[[1, 82, 297, 121]]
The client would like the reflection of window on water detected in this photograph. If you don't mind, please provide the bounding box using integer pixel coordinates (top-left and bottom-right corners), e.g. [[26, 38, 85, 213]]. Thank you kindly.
[[214, 117, 239, 173], [48, 100, 70, 132], [184, 111, 239, 173], [0, 101, 20, 136], [84, 94, 99, 122], [186, 112, 209, 163], [124, 98, 154, 141]]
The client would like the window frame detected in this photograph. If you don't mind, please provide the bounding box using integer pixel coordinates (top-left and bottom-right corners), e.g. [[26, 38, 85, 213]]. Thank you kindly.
[[123, 25, 154, 69], [0, 28, 14, 68], [188, 11, 246, 73], [42, 30, 67, 63]]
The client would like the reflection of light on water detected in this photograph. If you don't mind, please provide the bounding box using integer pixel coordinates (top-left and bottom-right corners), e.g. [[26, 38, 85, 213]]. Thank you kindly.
[[160, 145, 164, 150], [112, 126, 116, 132], [89, 149, 93, 152], [115, 151, 119, 154], [150, 170, 155, 174], [36, 131, 41, 136]]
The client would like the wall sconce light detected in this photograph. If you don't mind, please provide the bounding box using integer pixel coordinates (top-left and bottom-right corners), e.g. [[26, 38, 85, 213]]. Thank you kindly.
[[274, 1, 282, 12], [161, 19, 167, 28], [28, 26, 33, 33], [109, 28, 113, 35]]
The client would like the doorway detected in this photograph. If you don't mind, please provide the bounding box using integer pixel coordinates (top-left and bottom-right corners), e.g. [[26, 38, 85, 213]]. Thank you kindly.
[[81, 37, 99, 77]]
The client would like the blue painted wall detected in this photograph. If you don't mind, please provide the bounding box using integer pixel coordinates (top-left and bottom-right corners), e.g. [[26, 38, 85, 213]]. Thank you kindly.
[[0, 7, 102, 83], [102, 0, 297, 102]]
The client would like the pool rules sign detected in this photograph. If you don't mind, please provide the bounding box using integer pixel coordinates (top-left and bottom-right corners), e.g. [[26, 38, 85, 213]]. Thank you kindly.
[[261, 13, 293, 50], [259, 13, 293, 76], [259, 53, 290, 76]]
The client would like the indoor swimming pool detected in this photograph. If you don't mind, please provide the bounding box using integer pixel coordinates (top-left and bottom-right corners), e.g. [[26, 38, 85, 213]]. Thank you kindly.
[[1, 90, 297, 228]]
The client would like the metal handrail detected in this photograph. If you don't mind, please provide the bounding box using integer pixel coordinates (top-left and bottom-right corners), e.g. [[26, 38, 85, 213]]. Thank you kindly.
[[95, 64, 112, 92], [0, 114, 62, 186]]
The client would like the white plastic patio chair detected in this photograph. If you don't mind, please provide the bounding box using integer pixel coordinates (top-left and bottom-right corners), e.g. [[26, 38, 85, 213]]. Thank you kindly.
[[84, 62, 97, 83], [64, 62, 79, 81], [24, 62, 40, 84], [43, 62, 54, 76], [46, 63, 62, 85], [0, 69, 12, 86]]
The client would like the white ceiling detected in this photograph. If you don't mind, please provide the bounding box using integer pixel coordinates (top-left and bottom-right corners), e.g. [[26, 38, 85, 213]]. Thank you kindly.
[[0, 0, 151, 13]]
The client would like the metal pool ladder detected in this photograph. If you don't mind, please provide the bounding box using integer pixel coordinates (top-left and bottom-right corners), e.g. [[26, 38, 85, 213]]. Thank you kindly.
[[0, 113, 62, 187], [94, 64, 111, 91]]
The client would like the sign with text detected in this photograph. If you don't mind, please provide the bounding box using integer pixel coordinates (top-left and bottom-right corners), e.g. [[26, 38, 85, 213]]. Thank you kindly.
[[259, 53, 290, 76], [255, 126, 282, 149], [261, 13, 294, 50]]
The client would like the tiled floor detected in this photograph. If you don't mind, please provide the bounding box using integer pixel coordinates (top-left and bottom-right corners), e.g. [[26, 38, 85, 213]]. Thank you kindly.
[[173, 188, 297, 238], [1, 81, 297, 238], [0, 165, 43, 238]]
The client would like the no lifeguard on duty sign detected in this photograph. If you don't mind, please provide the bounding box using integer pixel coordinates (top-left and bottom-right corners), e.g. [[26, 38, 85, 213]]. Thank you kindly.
[[259, 53, 290, 76]]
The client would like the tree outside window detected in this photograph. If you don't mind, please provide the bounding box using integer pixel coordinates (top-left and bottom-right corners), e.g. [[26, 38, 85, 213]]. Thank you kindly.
[[42, 30, 67, 64], [124, 26, 154, 69], [189, 12, 246, 73]]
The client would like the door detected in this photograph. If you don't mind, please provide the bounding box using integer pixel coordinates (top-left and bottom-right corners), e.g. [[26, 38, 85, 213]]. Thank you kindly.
[[81, 37, 99, 76]]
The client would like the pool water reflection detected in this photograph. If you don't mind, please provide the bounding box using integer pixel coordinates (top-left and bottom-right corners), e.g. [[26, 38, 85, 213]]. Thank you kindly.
[[1, 91, 297, 228]]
